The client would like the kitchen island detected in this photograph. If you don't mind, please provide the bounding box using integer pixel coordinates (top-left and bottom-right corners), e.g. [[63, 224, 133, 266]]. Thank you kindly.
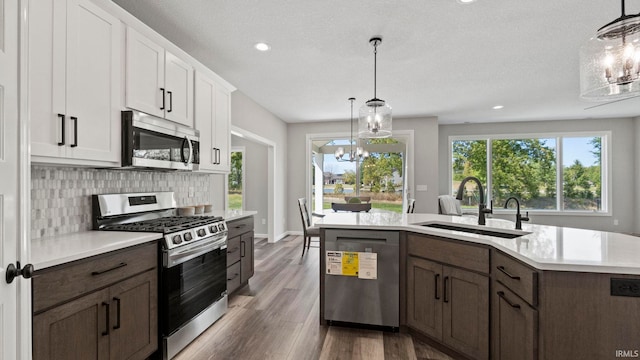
[[317, 212, 640, 360]]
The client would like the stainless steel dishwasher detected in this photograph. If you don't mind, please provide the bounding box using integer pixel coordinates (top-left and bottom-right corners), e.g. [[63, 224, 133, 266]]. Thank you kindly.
[[323, 229, 399, 328]]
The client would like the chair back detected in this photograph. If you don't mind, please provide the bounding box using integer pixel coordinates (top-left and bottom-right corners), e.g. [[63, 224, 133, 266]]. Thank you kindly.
[[298, 198, 311, 234], [407, 198, 416, 213], [438, 195, 462, 215]]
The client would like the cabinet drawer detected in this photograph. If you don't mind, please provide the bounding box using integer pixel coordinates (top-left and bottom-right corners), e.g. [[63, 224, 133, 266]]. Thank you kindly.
[[227, 216, 254, 239], [33, 242, 157, 313], [227, 261, 241, 294], [493, 250, 538, 306], [407, 234, 489, 274], [227, 235, 241, 265]]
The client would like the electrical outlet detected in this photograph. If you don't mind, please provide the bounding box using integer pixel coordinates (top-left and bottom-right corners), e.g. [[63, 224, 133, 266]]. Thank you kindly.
[[416, 185, 428, 192], [611, 278, 640, 297], [188, 187, 195, 198], [262, 218, 266, 225]]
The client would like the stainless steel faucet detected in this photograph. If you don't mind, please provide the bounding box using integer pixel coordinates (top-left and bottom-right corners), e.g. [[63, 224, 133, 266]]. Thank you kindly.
[[504, 197, 529, 230], [455, 176, 492, 225]]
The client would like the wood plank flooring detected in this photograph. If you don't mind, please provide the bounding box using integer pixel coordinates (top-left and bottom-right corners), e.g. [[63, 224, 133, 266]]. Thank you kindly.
[[174, 235, 454, 360]]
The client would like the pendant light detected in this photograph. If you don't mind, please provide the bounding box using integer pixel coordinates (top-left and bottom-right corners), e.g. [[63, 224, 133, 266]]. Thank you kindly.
[[580, 0, 640, 100], [359, 37, 392, 138], [335, 98, 370, 161]]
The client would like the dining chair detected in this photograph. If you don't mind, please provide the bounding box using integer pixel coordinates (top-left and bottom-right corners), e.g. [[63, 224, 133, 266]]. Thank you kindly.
[[407, 198, 416, 213], [297, 198, 322, 256]]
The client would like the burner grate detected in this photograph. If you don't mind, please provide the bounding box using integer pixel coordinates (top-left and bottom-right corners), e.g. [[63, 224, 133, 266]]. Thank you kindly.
[[102, 216, 223, 233]]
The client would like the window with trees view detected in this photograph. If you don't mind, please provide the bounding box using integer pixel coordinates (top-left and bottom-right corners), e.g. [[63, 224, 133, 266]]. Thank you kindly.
[[451, 133, 606, 213]]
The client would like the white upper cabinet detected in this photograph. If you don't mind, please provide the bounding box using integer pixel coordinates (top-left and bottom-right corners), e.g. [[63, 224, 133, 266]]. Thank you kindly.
[[29, 0, 121, 165], [126, 27, 193, 127], [195, 72, 231, 173]]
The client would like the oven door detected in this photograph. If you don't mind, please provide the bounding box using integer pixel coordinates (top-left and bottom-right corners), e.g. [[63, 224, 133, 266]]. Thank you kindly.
[[161, 237, 227, 336], [122, 110, 200, 171]]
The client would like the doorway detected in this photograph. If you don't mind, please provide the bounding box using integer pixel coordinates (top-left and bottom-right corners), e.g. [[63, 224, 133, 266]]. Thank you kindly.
[[307, 131, 414, 213], [228, 147, 245, 210]]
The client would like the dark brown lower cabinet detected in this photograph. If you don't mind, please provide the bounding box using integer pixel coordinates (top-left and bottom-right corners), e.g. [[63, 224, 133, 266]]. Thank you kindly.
[[240, 231, 255, 284], [407, 256, 489, 360], [226, 216, 255, 293], [32, 243, 158, 360], [491, 281, 537, 360]]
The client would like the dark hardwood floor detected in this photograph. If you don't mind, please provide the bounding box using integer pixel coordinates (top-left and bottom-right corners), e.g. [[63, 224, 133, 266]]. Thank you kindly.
[[175, 235, 453, 360]]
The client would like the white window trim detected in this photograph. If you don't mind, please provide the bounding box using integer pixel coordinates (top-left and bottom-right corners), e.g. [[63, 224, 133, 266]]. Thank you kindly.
[[448, 131, 612, 216]]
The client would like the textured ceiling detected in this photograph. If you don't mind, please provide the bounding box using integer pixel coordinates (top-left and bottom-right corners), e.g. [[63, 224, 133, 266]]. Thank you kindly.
[[112, 0, 640, 124]]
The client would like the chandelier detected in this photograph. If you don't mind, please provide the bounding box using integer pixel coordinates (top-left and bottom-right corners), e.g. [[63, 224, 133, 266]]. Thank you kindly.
[[358, 37, 392, 138], [580, 0, 640, 100], [335, 98, 369, 162]]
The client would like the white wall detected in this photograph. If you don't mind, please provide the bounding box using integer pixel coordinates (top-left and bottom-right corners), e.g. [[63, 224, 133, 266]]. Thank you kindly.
[[439, 118, 636, 233], [287, 116, 439, 232], [635, 117, 640, 234], [231, 91, 288, 240], [232, 136, 269, 235]]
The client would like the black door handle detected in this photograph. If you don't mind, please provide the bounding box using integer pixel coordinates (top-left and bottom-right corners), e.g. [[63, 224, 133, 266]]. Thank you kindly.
[[497, 291, 521, 309], [167, 91, 173, 112], [497, 265, 521, 280], [57, 114, 65, 146], [160, 88, 165, 110], [70, 116, 78, 147], [102, 302, 110, 336], [241, 240, 246, 257], [91, 262, 127, 276], [434, 273, 440, 300], [443, 276, 449, 303], [5, 261, 35, 284], [113, 297, 121, 329]]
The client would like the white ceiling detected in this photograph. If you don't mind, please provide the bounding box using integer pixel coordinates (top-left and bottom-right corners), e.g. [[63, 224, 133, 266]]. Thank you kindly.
[[112, 0, 640, 125]]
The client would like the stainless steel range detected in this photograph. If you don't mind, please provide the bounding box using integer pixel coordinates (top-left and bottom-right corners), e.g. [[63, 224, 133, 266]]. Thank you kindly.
[[93, 192, 228, 360]]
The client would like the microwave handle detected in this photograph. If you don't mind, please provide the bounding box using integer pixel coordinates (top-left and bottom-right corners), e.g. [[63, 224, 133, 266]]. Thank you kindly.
[[182, 136, 194, 165]]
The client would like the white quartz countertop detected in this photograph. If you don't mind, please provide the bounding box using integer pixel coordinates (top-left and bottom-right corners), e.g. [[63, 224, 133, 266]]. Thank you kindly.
[[31, 210, 257, 270], [31, 231, 161, 270], [198, 209, 257, 221], [315, 211, 640, 275]]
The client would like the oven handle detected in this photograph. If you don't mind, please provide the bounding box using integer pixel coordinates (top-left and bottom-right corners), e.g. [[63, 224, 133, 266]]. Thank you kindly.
[[165, 235, 227, 267]]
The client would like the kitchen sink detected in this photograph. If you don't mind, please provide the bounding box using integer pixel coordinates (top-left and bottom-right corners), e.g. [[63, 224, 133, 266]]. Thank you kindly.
[[420, 222, 529, 239]]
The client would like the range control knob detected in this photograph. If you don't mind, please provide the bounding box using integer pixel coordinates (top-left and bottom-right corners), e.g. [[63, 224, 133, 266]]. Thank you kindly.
[[172, 234, 183, 245], [197, 229, 207, 237], [218, 223, 226, 231], [209, 225, 218, 233], [184, 232, 193, 241]]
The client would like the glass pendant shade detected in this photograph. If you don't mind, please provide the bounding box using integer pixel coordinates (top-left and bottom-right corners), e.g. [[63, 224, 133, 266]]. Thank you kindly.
[[580, 7, 640, 100], [358, 99, 392, 138], [358, 37, 392, 139]]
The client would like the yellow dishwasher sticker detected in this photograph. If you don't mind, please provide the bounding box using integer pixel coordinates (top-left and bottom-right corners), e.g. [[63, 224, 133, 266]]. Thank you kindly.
[[326, 251, 377, 279]]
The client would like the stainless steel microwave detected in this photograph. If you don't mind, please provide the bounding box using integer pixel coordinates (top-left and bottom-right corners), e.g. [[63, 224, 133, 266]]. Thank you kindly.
[[121, 110, 200, 171]]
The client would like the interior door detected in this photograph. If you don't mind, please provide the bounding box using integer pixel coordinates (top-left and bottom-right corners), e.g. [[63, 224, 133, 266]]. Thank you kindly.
[[0, 0, 21, 358]]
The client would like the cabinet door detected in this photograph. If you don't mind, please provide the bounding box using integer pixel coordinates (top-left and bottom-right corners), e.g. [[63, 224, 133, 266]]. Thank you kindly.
[[126, 27, 165, 118], [406, 256, 442, 340], [195, 72, 216, 171], [65, 0, 120, 162], [213, 85, 231, 172], [442, 266, 489, 360], [33, 288, 110, 360], [108, 270, 158, 360], [492, 282, 537, 360], [28, 0, 67, 159], [164, 51, 193, 127], [240, 231, 255, 283]]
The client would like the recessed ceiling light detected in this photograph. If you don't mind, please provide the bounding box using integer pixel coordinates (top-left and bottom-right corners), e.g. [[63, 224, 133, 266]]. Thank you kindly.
[[254, 43, 270, 51], [457, 0, 477, 4], [492, 105, 504, 110]]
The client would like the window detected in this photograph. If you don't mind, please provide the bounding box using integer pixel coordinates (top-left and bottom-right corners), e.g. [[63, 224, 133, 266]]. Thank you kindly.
[[228, 150, 243, 210], [450, 133, 607, 213]]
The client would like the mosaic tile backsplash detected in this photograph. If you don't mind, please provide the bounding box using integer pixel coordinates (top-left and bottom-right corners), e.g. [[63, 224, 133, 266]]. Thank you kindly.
[[31, 166, 214, 239]]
